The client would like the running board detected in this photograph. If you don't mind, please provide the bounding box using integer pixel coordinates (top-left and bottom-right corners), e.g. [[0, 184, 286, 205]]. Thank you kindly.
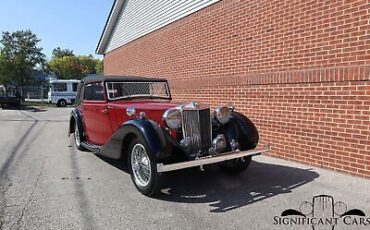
[[81, 142, 102, 154], [157, 145, 271, 173]]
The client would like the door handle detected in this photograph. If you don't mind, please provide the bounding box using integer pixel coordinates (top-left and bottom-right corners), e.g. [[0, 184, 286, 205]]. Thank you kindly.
[[102, 107, 108, 114]]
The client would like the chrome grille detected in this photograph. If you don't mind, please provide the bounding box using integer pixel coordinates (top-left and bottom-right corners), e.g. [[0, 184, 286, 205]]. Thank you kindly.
[[182, 108, 211, 155]]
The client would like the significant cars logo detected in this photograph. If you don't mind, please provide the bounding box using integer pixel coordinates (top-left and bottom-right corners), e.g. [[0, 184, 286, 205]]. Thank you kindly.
[[273, 195, 369, 229]]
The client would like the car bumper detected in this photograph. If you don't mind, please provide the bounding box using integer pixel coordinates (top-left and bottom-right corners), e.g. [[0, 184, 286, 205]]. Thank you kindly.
[[156, 145, 272, 172]]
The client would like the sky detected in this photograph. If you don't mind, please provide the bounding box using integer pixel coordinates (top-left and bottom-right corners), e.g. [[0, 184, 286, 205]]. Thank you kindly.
[[0, 0, 114, 59]]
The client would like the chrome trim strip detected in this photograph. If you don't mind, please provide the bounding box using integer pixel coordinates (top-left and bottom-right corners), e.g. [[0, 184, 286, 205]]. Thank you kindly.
[[81, 142, 102, 154], [181, 108, 211, 155], [157, 145, 272, 172]]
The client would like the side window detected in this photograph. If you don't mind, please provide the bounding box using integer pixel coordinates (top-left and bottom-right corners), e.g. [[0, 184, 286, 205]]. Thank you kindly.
[[72, 83, 79, 92], [83, 83, 105, 101], [75, 84, 84, 105], [54, 83, 67, 92]]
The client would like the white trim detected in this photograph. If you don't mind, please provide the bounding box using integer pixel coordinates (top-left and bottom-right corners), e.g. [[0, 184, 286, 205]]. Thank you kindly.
[[96, 0, 220, 55], [96, 0, 126, 55]]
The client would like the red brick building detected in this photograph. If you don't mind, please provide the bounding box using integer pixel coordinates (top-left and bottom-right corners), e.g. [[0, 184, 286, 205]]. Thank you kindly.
[[97, 0, 370, 177]]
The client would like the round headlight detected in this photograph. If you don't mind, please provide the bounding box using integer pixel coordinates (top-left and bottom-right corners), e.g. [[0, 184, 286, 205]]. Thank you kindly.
[[214, 106, 231, 125], [163, 108, 182, 129], [212, 134, 227, 153]]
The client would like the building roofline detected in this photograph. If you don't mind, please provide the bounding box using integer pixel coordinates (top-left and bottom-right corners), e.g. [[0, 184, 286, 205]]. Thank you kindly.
[[96, 0, 125, 55]]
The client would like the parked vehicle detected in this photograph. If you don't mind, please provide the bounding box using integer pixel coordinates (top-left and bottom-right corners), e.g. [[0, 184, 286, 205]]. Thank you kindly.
[[48, 79, 81, 107], [0, 84, 22, 109], [68, 76, 270, 196]]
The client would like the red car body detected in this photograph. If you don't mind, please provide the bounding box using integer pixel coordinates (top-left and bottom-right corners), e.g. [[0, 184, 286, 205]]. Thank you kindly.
[[81, 100, 179, 145], [68, 75, 269, 196]]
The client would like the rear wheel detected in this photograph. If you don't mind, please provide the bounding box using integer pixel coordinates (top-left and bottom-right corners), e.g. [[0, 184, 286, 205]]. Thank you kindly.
[[128, 137, 161, 196], [57, 99, 67, 107], [219, 156, 252, 174]]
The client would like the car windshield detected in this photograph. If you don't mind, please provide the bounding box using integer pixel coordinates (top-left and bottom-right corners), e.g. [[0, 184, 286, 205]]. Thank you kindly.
[[105, 81, 171, 100]]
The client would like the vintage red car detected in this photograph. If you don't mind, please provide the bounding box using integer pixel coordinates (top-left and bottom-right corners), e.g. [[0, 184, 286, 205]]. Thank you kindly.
[[68, 75, 270, 196]]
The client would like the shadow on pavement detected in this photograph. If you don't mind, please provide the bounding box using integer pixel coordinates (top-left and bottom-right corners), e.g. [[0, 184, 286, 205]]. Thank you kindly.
[[0, 105, 47, 112], [96, 156, 319, 212], [158, 161, 319, 212]]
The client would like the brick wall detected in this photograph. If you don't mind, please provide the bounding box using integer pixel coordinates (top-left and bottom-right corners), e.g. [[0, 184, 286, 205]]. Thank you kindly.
[[103, 0, 370, 177]]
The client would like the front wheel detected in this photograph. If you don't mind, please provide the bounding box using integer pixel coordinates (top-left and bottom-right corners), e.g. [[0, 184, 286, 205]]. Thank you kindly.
[[74, 122, 85, 151], [128, 137, 162, 196], [219, 156, 252, 174]]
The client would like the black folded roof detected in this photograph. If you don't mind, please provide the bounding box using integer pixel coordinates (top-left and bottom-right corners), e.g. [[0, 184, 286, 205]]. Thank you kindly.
[[81, 75, 168, 84]]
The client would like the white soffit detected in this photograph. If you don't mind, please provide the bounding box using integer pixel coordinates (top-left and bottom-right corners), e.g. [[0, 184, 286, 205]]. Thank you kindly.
[[97, 0, 220, 54]]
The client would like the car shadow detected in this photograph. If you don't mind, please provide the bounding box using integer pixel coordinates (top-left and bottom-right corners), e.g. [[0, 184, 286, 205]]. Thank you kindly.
[[158, 161, 319, 212], [96, 156, 319, 213]]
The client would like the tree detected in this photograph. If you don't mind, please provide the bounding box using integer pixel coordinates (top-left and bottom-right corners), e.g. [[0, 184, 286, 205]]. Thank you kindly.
[[52, 47, 74, 58], [48, 56, 85, 79], [95, 59, 104, 75], [0, 30, 46, 86], [48, 50, 103, 79], [78, 55, 98, 74]]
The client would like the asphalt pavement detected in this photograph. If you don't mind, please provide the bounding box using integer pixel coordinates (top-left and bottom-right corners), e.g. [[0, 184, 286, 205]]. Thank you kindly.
[[0, 107, 369, 230]]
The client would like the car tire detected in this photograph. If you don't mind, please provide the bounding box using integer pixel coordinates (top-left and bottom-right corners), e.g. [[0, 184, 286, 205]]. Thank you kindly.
[[74, 121, 85, 151], [57, 99, 67, 107], [127, 137, 162, 197], [15, 101, 21, 109], [219, 156, 252, 174]]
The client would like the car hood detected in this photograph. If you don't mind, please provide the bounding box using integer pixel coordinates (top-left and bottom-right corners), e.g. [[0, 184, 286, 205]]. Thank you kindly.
[[106, 100, 211, 132]]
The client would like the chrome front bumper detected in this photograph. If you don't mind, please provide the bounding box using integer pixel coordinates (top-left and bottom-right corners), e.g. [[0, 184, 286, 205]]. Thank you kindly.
[[156, 145, 271, 173]]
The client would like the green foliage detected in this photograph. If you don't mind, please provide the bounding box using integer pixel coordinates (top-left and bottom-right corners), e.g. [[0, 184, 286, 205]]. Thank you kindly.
[[48, 56, 85, 79], [52, 47, 74, 58], [48, 49, 103, 79], [0, 30, 46, 86], [95, 59, 104, 75], [78, 55, 98, 74]]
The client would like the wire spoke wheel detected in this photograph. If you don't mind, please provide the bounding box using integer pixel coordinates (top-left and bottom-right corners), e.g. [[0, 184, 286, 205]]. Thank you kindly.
[[73, 120, 85, 151], [130, 143, 152, 187], [74, 123, 81, 147]]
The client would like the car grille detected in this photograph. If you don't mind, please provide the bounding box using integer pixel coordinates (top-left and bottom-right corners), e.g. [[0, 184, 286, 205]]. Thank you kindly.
[[181, 108, 211, 155]]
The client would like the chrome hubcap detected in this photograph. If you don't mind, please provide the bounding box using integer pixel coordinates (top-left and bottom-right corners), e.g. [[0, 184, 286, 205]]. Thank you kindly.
[[131, 143, 151, 187], [74, 124, 80, 146]]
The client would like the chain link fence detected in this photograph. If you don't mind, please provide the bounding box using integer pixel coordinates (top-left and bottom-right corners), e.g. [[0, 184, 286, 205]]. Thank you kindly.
[[19, 86, 49, 102]]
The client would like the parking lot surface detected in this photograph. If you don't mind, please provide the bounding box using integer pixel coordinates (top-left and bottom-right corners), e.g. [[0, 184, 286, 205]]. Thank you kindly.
[[0, 107, 369, 230]]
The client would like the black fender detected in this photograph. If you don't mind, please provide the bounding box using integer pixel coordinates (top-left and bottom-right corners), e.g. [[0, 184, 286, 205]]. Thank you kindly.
[[223, 112, 259, 150], [68, 108, 85, 140], [100, 119, 171, 160]]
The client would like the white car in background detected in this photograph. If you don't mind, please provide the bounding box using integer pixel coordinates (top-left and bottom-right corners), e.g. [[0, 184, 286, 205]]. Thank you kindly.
[[48, 79, 80, 107]]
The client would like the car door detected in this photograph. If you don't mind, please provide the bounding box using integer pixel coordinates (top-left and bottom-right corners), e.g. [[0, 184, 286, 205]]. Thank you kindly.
[[81, 82, 113, 145]]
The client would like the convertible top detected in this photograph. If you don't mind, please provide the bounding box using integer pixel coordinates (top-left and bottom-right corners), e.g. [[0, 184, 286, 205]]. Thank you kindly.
[[81, 75, 168, 85]]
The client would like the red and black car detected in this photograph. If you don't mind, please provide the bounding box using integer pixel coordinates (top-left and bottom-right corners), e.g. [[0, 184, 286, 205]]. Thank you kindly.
[[68, 75, 270, 196]]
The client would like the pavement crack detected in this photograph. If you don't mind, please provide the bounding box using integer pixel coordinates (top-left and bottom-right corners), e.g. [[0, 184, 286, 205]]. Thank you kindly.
[[14, 160, 46, 228]]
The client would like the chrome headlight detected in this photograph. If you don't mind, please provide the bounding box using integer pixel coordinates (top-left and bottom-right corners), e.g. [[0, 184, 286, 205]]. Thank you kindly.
[[163, 108, 182, 129], [212, 134, 227, 153], [214, 106, 231, 125]]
